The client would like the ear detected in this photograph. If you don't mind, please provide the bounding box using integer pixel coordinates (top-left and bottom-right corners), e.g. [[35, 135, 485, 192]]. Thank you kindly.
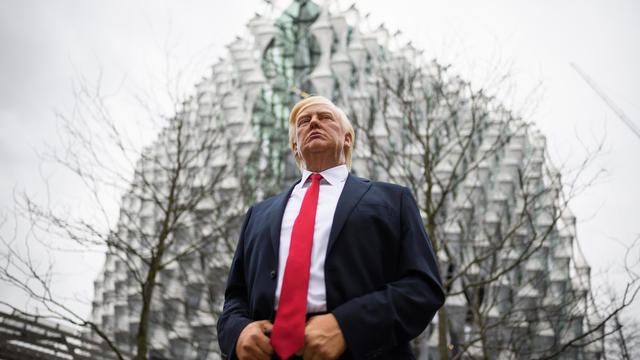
[[293, 141, 300, 158], [343, 132, 352, 149]]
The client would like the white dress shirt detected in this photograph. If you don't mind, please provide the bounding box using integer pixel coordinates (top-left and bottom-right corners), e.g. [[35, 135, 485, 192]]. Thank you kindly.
[[275, 164, 349, 313]]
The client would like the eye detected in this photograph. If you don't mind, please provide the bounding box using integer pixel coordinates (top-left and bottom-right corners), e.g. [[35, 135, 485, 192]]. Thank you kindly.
[[298, 116, 311, 125]]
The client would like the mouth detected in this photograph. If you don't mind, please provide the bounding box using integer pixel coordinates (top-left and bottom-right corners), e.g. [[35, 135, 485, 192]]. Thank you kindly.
[[308, 131, 323, 139]]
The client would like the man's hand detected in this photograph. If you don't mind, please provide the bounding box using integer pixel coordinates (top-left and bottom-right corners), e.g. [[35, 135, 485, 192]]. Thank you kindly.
[[235, 320, 274, 360], [301, 313, 346, 360]]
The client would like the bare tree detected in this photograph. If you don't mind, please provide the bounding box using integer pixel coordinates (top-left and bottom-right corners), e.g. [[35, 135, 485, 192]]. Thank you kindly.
[[601, 237, 640, 360], [0, 61, 258, 359], [606, 312, 640, 360], [343, 56, 640, 359], [2, 2, 637, 359]]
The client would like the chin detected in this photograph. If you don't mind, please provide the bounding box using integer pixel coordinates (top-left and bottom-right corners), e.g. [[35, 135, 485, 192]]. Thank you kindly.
[[304, 140, 328, 151]]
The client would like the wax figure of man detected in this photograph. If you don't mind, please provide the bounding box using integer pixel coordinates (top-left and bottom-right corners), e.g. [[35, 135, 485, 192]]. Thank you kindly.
[[217, 95, 445, 360]]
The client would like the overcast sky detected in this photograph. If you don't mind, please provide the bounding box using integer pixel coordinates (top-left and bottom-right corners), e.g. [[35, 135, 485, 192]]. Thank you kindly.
[[1, 0, 639, 320]]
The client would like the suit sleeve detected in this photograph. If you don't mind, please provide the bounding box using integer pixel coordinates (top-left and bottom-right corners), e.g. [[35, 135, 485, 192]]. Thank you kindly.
[[331, 187, 445, 358], [216, 207, 254, 360]]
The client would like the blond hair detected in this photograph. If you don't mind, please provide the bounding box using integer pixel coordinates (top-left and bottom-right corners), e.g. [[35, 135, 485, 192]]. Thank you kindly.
[[288, 96, 355, 170]]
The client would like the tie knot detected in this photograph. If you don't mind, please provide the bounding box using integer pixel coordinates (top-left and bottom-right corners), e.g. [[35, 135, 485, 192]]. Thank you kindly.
[[310, 173, 323, 183]]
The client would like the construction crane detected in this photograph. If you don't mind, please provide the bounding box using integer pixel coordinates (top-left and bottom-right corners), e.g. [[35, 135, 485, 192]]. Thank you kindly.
[[571, 62, 640, 140]]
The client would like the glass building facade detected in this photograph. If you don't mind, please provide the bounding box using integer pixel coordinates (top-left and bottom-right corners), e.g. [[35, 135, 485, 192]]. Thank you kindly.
[[89, 1, 604, 359]]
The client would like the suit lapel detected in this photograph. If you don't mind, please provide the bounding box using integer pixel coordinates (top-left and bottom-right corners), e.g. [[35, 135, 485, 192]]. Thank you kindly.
[[269, 181, 299, 256], [327, 174, 371, 254]]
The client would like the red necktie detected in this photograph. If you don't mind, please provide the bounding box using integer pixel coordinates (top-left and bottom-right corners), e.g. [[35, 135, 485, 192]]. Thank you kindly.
[[271, 173, 322, 359]]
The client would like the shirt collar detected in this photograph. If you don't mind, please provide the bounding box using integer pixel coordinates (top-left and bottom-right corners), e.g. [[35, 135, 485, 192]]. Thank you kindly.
[[300, 164, 349, 187]]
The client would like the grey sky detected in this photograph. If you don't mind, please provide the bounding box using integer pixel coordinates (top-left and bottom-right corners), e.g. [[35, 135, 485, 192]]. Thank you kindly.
[[1, 0, 638, 319]]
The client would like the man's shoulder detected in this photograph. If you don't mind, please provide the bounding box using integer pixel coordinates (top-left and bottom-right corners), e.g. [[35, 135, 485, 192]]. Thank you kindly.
[[347, 175, 415, 210], [351, 174, 408, 194]]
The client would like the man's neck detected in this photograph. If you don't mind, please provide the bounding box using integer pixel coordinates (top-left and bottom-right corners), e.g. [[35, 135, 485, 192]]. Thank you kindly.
[[305, 163, 343, 173], [302, 156, 345, 173]]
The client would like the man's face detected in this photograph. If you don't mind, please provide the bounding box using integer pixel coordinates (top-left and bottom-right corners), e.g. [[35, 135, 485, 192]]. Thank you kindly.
[[293, 103, 351, 167]]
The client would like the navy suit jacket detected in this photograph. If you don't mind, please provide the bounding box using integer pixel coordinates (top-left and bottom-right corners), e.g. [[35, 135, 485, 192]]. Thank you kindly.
[[217, 174, 445, 359]]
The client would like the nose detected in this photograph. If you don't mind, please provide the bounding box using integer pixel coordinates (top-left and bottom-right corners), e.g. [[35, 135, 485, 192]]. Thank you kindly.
[[309, 114, 320, 127]]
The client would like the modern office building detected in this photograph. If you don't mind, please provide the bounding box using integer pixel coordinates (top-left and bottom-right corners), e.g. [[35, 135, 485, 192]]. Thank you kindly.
[[89, 1, 603, 359]]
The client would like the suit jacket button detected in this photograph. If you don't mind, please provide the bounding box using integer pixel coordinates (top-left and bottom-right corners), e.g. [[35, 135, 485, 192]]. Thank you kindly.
[[270, 270, 276, 279]]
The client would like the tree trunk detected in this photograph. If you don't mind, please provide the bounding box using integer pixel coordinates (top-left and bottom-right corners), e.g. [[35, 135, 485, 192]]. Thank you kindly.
[[438, 305, 450, 360], [135, 259, 161, 360]]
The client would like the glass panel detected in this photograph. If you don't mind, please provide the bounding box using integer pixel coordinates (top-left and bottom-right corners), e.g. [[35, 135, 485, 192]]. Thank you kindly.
[[247, 0, 322, 198]]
